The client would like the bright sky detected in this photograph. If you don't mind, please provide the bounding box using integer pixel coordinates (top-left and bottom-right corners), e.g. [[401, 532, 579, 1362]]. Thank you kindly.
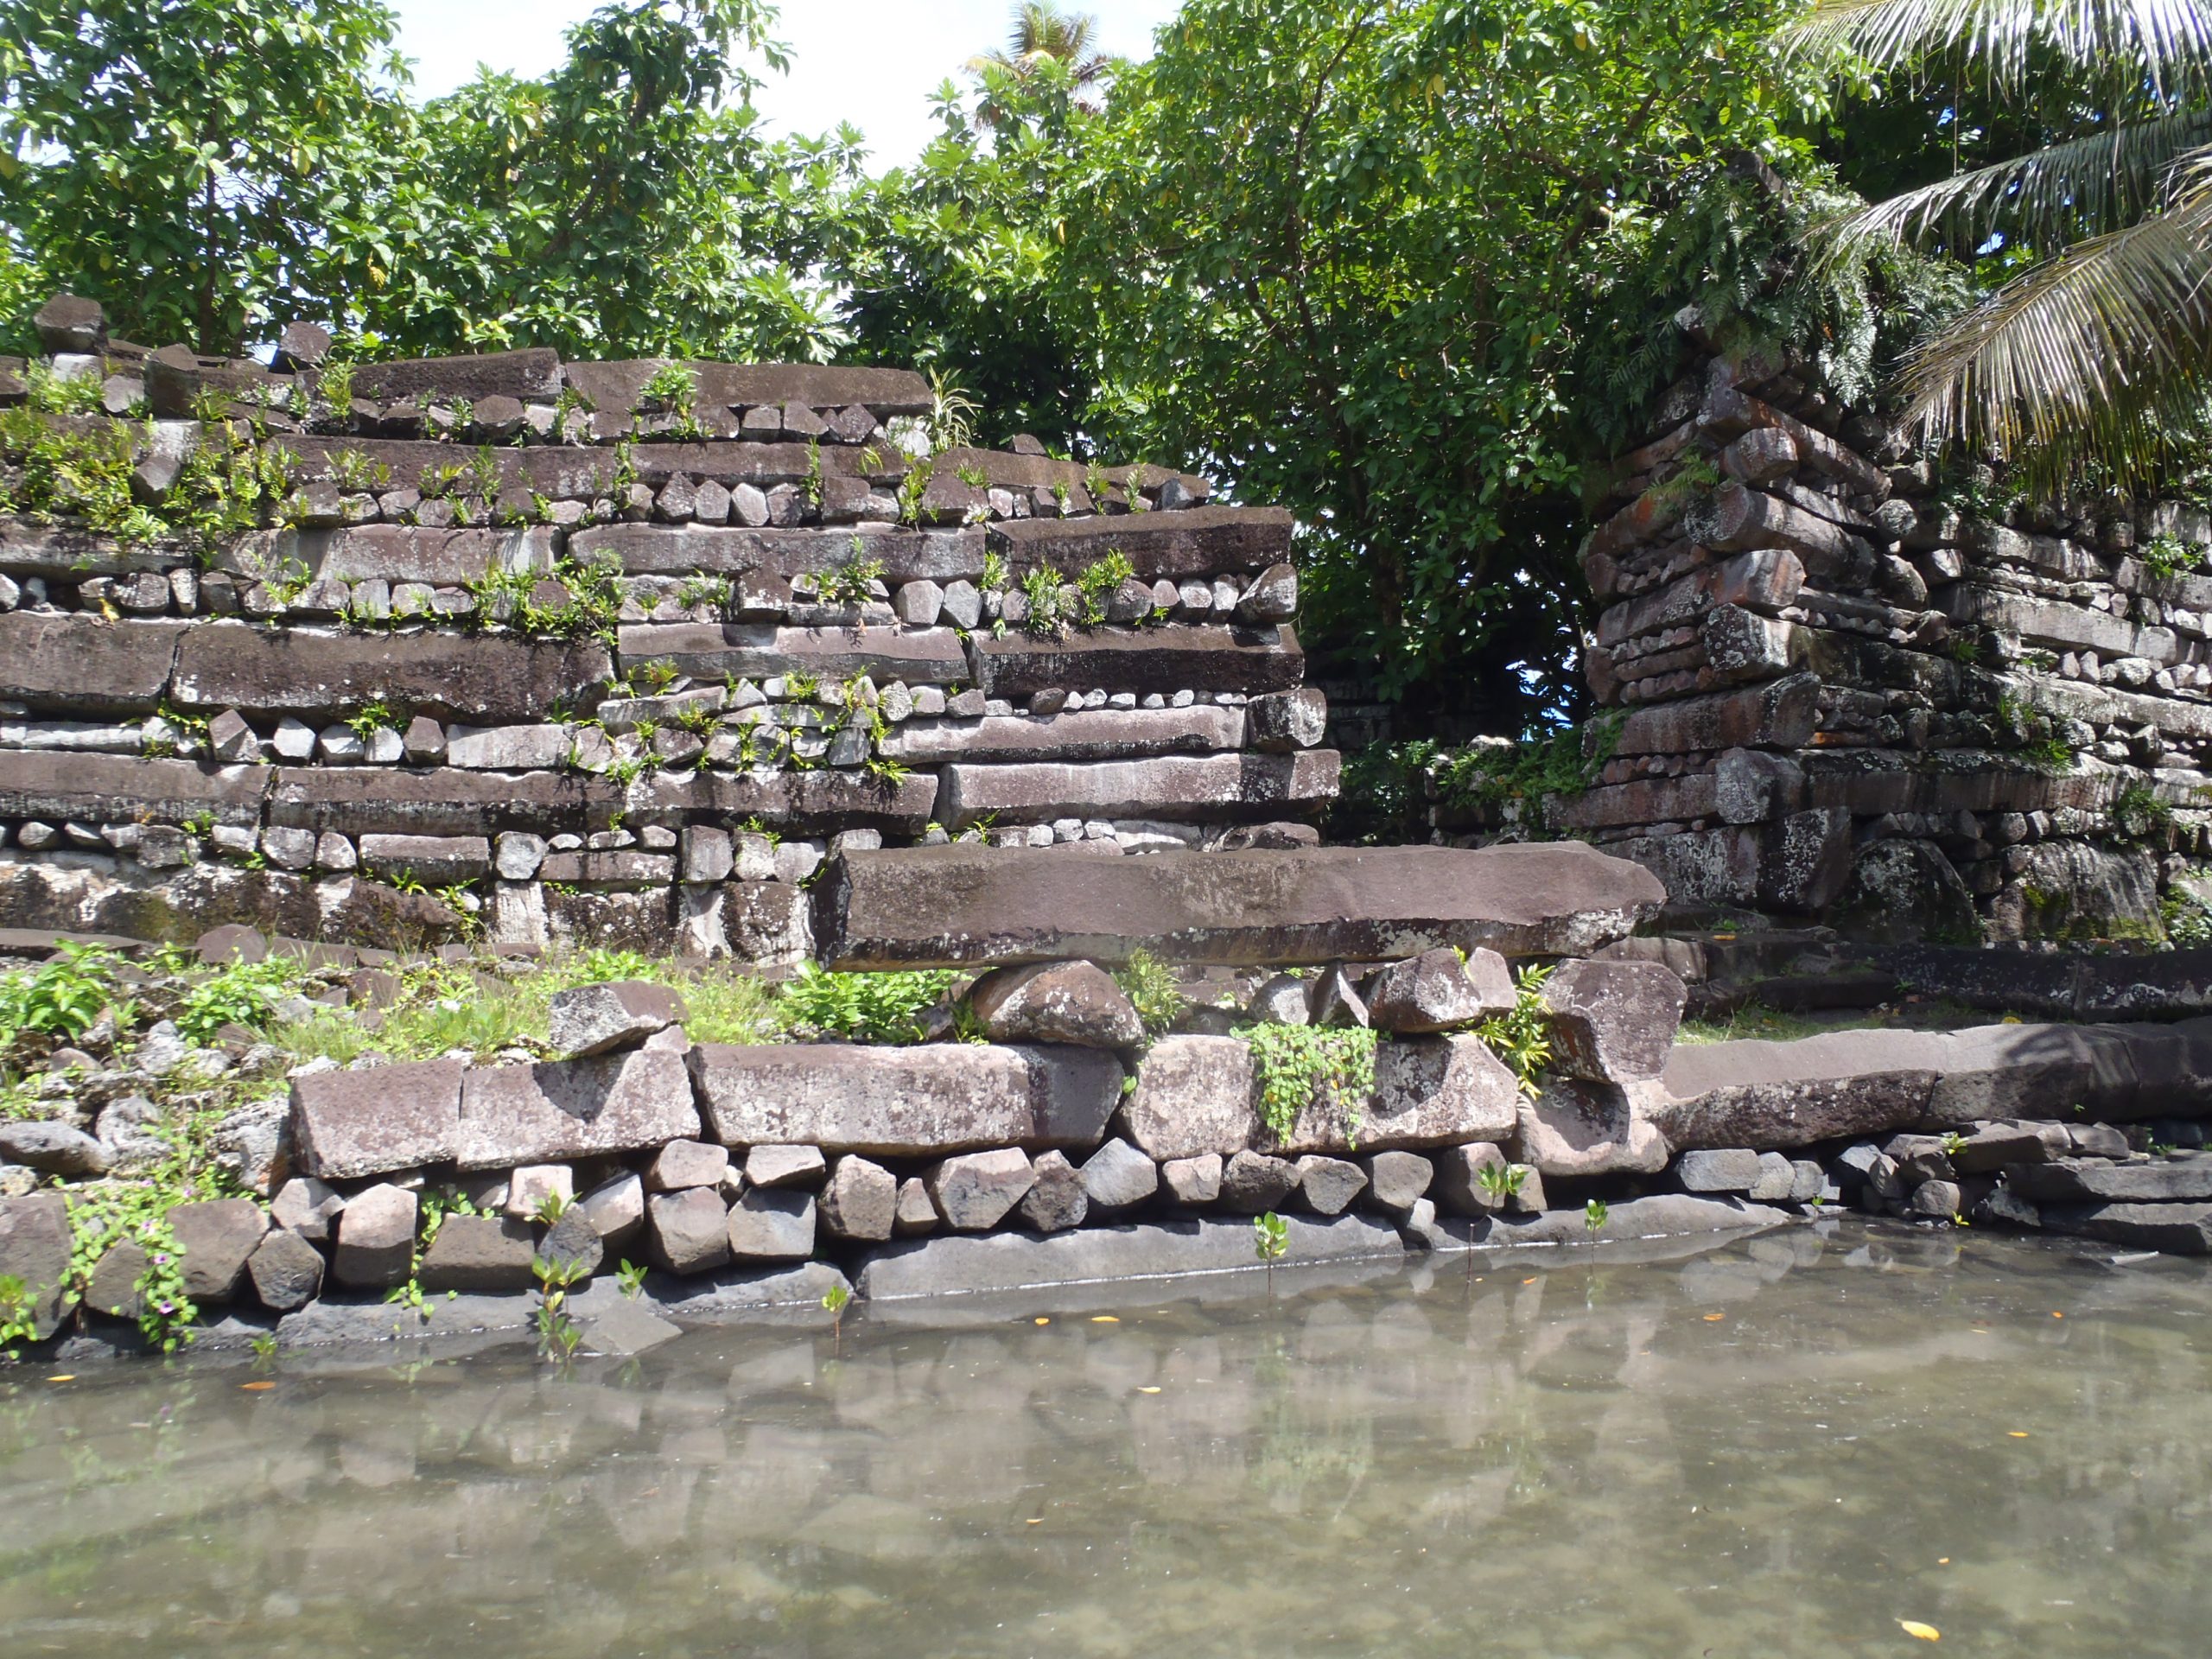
[[385, 0, 1185, 169]]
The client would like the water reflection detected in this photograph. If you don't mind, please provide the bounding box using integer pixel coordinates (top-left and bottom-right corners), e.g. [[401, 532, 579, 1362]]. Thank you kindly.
[[4, 1219, 2210, 1657]]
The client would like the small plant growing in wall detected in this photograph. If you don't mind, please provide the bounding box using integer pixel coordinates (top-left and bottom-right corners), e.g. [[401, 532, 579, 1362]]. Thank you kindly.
[[1020, 563, 1067, 638], [1077, 549, 1136, 627], [1478, 965, 1554, 1098], [1232, 1023, 1376, 1148], [1112, 947, 1184, 1036]]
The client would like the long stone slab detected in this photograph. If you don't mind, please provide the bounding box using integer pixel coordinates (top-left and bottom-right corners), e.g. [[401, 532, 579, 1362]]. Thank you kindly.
[[1656, 1029, 1950, 1149], [456, 1049, 700, 1170], [616, 622, 968, 684], [2012, 1154, 2212, 1204], [265, 766, 609, 837], [819, 841, 1668, 968], [854, 1214, 1404, 1300], [635, 768, 939, 834], [0, 613, 183, 710], [2037, 1201, 2212, 1254], [561, 359, 935, 418], [574, 524, 984, 583], [222, 524, 556, 587], [987, 506, 1292, 578], [1116, 1033, 1520, 1158], [291, 1059, 465, 1179], [170, 624, 612, 721], [352, 347, 561, 404], [688, 1042, 1122, 1154], [971, 626, 1304, 699], [876, 705, 1245, 764], [937, 752, 1339, 827], [0, 751, 269, 826]]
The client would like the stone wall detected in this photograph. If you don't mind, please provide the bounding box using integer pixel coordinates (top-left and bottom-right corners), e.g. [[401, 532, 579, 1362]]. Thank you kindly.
[[0, 299, 1336, 958], [1466, 326, 2212, 947]]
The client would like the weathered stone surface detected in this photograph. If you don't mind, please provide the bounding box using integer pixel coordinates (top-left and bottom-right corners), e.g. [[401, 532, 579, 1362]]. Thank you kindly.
[[226, 524, 554, 588], [821, 1155, 898, 1242], [938, 751, 1338, 829], [972, 626, 1306, 701], [0, 1120, 107, 1176], [745, 1144, 828, 1188], [968, 960, 1142, 1047], [1437, 1192, 1796, 1252], [82, 1240, 149, 1320], [538, 1209, 604, 1279], [1656, 1029, 1949, 1149], [1747, 1150, 1799, 1202], [0, 613, 184, 710], [928, 1148, 1035, 1230], [1948, 1121, 2068, 1172], [1357, 1149, 1432, 1217], [333, 1184, 417, 1288], [1675, 1148, 1762, 1193], [1218, 1149, 1299, 1213], [1516, 1080, 1669, 1178], [822, 842, 1666, 969], [579, 1170, 647, 1242], [634, 767, 940, 836], [877, 706, 1244, 765], [1611, 673, 1821, 757], [726, 1187, 817, 1260], [1350, 1037, 1521, 1154], [357, 833, 490, 885], [894, 1176, 938, 1235], [170, 624, 610, 721], [1428, 1142, 1515, 1216], [264, 766, 602, 838], [0, 749, 268, 828], [2038, 1200, 2212, 1254], [690, 1042, 1121, 1155], [620, 620, 967, 686], [291, 1059, 463, 1179], [456, 1049, 700, 1169], [352, 347, 560, 404], [1541, 958, 1687, 1083], [648, 1187, 733, 1275], [647, 1138, 731, 1192], [574, 519, 981, 582], [1077, 1136, 1159, 1216], [2012, 1154, 2212, 1204], [167, 1198, 270, 1303], [549, 980, 687, 1056], [245, 1229, 326, 1311], [1128, 1154, 1211, 1215], [1016, 1150, 1090, 1232], [1117, 1036, 1255, 1160], [1364, 947, 1516, 1033], [988, 506, 1292, 578], [0, 1193, 71, 1338], [270, 1175, 344, 1243], [1294, 1155, 1366, 1216], [419, 1215, 537, 1293], [856, 1212, 1403, 1300]]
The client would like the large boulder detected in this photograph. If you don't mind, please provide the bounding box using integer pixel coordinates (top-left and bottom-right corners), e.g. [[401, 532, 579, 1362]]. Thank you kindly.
[[967, 961, 1143, 1047], [927, 1148, 1035, 1230], [726, 1188, 817, 1260], [689, 1043, 1121, 1155], [0, 1193, 72, 1338], [817, 842, 1666, 968], [820, 1155, 898, 1242], [1514, 1080, 1669, 1178], [0, 1121, 107, 1177], [548, 981, 687, 1056], [291, 1059, 464, 1180], [1539, 959, 1686, 1082], [168, 1198, 270, 1302], [419, 1215, 537, 1293], [332, 1184, 417, 1288], [1656, 1029, 1951, 1150], [1363, 948, 1515, 1033], [456, 1049, 699, 1169]]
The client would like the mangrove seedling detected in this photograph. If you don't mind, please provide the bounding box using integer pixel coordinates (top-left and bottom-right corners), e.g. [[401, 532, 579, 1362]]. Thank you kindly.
[[1475, 1160, 1529, 1210], [615, 1259, 647, 1300], [1585, 1198, 1609, 1231], [1254, 1211, 1290, 1297], [823, 1281, 851, 1356]]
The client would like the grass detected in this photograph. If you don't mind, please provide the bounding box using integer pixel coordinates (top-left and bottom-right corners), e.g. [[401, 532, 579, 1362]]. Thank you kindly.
[[272, 950, 780, 1065]]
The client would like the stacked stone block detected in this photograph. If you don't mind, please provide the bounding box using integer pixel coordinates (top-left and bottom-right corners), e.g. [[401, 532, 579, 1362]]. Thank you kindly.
[[1521, 329, 2212, 944], [0, 300, 1336, 956]]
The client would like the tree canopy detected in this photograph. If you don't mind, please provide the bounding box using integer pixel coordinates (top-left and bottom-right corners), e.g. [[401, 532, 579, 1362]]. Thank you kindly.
[[0, 0, 2158, 726]]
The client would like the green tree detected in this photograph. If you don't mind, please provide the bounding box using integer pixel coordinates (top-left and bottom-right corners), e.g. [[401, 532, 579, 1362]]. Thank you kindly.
[[1064, 0, 1821, 715], [0, 0, 414, 354], [833, 60, 1102, 449], [349, 0, 858, 359], [968, 2, 1110, 124], [1785, 0, 2212, 489]]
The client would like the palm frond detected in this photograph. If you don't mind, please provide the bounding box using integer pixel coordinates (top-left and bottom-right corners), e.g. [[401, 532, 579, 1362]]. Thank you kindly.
[[1815, 111, 2212, 262], [1897, 173, 2212, 487], [1782, 0, 2212, 94]]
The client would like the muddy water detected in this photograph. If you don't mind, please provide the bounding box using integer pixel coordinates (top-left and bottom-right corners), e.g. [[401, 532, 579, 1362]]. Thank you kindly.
[[3, 1220, 2209, 1657]]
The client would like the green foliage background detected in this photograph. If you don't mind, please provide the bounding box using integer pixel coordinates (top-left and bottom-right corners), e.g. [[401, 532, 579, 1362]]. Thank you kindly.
[[0, 0, 2023, 722]]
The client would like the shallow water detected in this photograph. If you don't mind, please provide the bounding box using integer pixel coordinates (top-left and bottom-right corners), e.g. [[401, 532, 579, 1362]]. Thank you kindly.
[[3, 1219, 2210, 1658]]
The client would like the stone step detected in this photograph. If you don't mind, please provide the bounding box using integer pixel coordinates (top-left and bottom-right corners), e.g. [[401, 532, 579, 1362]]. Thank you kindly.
[[818, 840, 1667, 969]]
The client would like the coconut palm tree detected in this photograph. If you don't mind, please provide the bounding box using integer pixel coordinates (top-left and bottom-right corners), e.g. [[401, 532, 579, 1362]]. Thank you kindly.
[[968, 2, 1110, 124], [1784, 0, 2212, 489]]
